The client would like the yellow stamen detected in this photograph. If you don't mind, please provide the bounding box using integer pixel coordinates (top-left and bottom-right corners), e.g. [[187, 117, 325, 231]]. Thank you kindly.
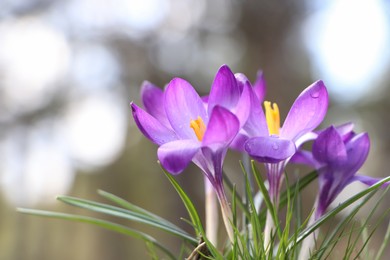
[[264, 101, 280, 136], [190, 116, 206, 141]]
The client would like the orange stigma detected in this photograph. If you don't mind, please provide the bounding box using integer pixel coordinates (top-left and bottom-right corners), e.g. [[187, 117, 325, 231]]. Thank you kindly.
[[190, 116, 206, 141], [264, 101, 280, 136]]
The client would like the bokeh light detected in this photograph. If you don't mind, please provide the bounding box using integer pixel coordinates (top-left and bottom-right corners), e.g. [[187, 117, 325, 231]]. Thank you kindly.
[[61, 94, 127, 169], [0, 124, 74, 206], [303, 0, 390, 103], [0, 18, 70, 113]]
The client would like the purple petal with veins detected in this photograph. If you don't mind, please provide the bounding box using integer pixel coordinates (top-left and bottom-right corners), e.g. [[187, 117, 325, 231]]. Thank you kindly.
[[281, 80, 328, 141], [158, 139, 201, 175], [131, 103, 177, 145], [245, 136, 296, 163], [164, 78, 207, 139], [208, 65, 240, 116]]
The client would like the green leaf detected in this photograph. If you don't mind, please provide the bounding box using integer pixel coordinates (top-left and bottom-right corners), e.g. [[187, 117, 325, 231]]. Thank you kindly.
[[290, 175, 390, 250], [313, 182, 390, 259], [160, 165, 222, 259], [240, 161, 261, 254], [223, 172, 251, 218], [56, 195, 197, 244], [375, 216, 390, 260], [251, 161, 282, 240], [257, 170, 318, 225], [354, 208, 390, 259], [97, 190, 183, 231], [17, 208, 176, 260], [279, 170, 318, 209], [278, 173, 294, 256], [347, 184, 390, 259]]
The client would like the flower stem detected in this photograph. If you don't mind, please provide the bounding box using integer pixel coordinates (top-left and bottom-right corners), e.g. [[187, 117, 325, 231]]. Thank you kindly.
[[264, 210, 274, 251], [217, 189, 234, 243], [263, 162, 284, 253], [204, 177, 219, 246], [298, 198, 319, 260]]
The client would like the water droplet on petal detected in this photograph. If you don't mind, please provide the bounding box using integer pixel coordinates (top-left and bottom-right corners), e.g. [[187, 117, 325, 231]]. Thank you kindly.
[[272, 143, 279, 150], [310, 88, 320, 98]]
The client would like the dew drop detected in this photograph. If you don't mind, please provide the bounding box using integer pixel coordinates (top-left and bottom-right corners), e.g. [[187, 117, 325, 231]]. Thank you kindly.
[[272, 143, 279, 150], [310, 88, 320, 98]]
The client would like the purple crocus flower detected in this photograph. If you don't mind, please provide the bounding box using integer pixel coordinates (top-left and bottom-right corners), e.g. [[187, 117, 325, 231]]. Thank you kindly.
[[293, 125, 389, 219], [230, 70, 267, 151], [140, 81, 171, 129], [252, 70, 267, 102], [131, 65, 252, 242], [133, 65, 251, 181], [242, 80, 329, 203], [239, 80, 328, 248]]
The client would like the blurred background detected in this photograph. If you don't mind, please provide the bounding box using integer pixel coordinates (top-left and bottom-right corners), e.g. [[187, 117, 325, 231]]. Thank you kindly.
[[1, 0, 390, 259]]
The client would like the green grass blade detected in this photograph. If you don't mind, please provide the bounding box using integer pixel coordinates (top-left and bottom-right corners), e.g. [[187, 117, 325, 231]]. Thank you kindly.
[[279, 170, 318, 209], [17, 208, 176, 260], [97, 190, 183, 231], [160, 166, 222, 258], [354, 208, 390, 260], [290, 176, 303, 259], [344, 220, 357, 259], [278, 173, 294, 257], [291, 176, 390, 250], [313, 179, 390, 259], [375, 219, 390, 260], [251, 161, 282, 240], [223, 172, 251, 218], [314, 189, 377, 259], [258, 170, 318, 223], [348, 184, 390, 259], [56, 195, 197, 244], [240, 161, 261, 254]]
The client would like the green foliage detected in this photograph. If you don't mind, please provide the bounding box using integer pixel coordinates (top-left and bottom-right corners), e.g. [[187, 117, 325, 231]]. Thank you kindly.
[[17, 208, 177, 260], [18, 164, 390, 259]]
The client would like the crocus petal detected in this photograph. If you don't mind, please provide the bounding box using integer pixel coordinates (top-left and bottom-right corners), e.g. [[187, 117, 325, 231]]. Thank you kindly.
[[316, 170, 335, 218], [290, 150, 322, 169], [158, 139, 201, 175], [202, 106, 240, 150], [241, 82, 269, 137], [245, 136, 296, 163], [312, 126, 348, 166], [235, 73, 248, 92], [316, 122, 355, 141], [230, 132, 250, 151], [295, 131, 318, 148], [164, 78, 207, 139], [131, 103, 177, 145], [351, 175, 390, 187], [208, 65, 240, 116], [252, 70, 266, 102], [335, 122, 354, 137], [344, 133, 370, 174], [141, 81, 170, 128], [233, 73, 252, 127], [281, 80, 328, 141]]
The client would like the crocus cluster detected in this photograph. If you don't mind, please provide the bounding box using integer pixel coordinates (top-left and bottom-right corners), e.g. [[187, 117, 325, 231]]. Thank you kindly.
[[130, 64, 387, 247], [292, 123, 389, 220]]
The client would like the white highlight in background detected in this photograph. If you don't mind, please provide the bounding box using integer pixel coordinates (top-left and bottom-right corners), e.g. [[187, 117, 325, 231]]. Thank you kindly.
[[304, 0, 390, 103], [62, 94, 127, 168], [0, 129, 74, 206], [0, 18, 70, 111]]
